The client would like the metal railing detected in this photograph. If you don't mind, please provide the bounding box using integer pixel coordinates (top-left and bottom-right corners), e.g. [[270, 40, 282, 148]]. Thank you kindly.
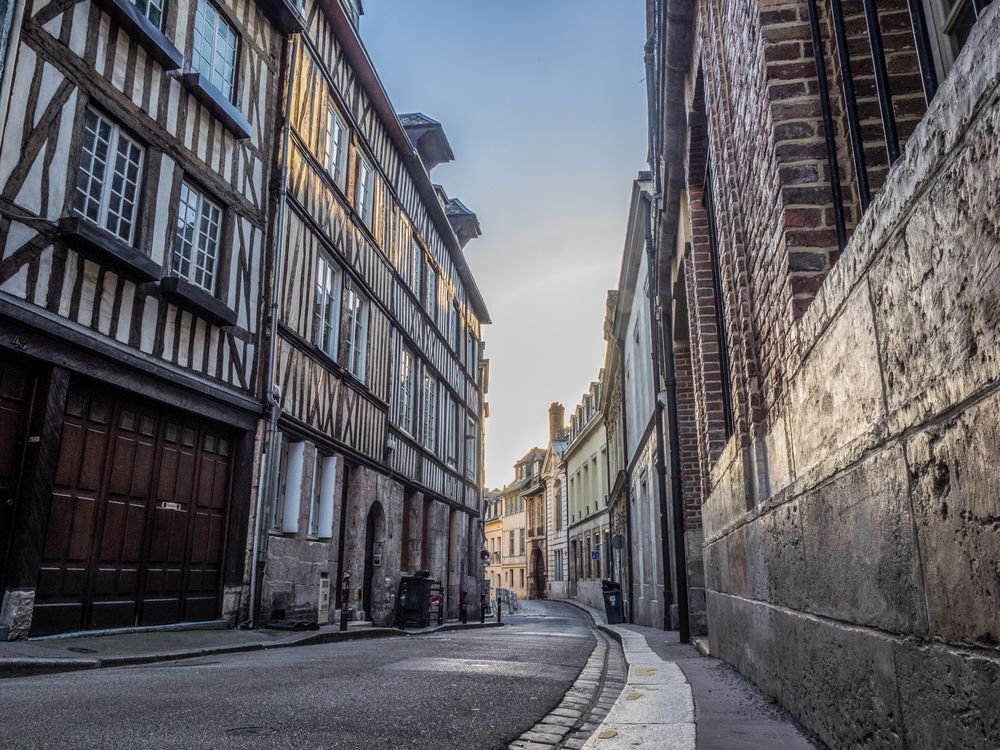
[[806, 0, 941, 248]]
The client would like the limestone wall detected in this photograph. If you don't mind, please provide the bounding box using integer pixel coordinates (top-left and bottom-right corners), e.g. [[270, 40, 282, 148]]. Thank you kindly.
[[702, 11, 1000, 747]]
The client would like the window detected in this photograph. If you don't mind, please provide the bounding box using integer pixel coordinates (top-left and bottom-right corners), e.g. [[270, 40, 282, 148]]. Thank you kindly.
[[928, 0, 990, 72], [445, 396, 458, 469], [324, 106, 348, 187], [355, 154, 374, 226], [273, 437, 304, 534], [519, 528, 525, 555], [425, 270, 438, 320], [313, 255, 341, 358], [465, 332, 477, 374], [192, 0, 238, 101], [508, 530, 514, 556], [172, 182, 222, 292], [448, 305, 459, 351], [408, 239, 422, 293], [396, 347, 416, 435], [74, 110, 144, 245], [308, 454, 337, 539], [343, 286, 369, 381], [519, 569, 524, 588], [554, 480, 563, 531], [554, 549, 564, 582], [131, 0, 164, 28], [422, 372, 438, 454], [465, 416, 477, 482]]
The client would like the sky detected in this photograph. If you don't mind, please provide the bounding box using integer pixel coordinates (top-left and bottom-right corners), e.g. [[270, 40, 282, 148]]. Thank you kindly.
[[359, 1, 649, 488]]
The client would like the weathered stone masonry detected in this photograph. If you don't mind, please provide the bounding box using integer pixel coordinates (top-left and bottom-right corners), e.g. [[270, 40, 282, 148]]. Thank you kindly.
[[647, 0, 1000, 745]]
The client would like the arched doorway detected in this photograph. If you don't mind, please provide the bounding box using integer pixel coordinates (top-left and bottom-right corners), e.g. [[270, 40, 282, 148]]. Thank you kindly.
[[362, 501, 385, 620], [531, 546, 545, 599]]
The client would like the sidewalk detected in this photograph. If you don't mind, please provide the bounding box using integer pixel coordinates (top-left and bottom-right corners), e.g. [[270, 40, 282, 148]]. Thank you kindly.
[[566, 601, 817, 750], [0, 618, 501, 679]]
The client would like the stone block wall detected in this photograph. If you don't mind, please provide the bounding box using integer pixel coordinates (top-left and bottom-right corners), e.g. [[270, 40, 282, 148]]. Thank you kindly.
[[700, 7, 1000, 747]]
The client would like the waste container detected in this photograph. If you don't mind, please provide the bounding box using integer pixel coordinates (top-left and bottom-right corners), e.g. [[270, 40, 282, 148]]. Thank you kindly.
[[601, 579, 624, 624], [397, 573, 434, 628]]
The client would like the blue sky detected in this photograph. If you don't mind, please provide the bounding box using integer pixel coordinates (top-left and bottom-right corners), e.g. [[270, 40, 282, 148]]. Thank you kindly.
[[360, 1, 649, 486]]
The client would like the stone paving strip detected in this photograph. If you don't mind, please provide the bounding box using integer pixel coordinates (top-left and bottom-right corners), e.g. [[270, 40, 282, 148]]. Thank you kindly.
[[508, 628, 627, 750], [582, 625, 696, 750]]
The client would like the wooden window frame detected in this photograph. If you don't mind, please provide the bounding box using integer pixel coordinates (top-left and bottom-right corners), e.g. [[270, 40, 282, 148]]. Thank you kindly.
[[313, 253, 342, 360], [191, 0, 240, 103]]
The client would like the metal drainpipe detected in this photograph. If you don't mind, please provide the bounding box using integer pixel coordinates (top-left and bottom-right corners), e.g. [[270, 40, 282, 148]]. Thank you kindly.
[[615, 335, 635, 624], [247, 33, 298, 628], [643, 197, 690, 643]]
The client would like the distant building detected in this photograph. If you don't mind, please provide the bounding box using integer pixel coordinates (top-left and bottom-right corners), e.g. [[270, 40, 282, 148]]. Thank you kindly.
[[542, 404, 569, 600], [482, 491, 503, 594], [565, 380, 610, 612], [499, 448, 543, 600]]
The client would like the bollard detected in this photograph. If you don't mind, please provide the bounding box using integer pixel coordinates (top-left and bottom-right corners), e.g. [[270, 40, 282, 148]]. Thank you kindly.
[[460, 590, 467, 624], [496, 596, 502, 625], [480, 591, 486, 624], [339, 572, 351, 632]]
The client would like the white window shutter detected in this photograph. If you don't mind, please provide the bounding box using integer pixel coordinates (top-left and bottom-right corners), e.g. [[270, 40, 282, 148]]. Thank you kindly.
[[282, 442, 306, 534]]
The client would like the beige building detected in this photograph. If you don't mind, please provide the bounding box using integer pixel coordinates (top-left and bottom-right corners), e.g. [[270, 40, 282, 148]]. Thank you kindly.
[[499, 448, 544, 600], [566, 379, 611, 611]]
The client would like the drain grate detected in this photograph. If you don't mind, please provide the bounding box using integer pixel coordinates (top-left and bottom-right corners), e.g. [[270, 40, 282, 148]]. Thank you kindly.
[[225, 727, 278, 737]]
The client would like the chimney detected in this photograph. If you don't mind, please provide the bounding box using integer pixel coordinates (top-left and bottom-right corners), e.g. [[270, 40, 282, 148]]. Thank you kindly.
[[548, 402, 565, 442]]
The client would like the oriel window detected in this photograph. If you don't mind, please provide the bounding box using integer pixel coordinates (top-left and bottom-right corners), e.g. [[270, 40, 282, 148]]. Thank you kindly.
[[74, 110, 144, 245], [172, 182, 222, 293], [192, 0, 238, 101]]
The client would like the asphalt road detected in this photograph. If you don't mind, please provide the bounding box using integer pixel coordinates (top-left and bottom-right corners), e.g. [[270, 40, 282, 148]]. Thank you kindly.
[[0, 600, 595, 750]]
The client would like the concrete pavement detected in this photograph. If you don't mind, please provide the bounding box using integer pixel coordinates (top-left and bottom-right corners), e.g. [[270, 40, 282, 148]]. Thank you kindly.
[[0, 601, 593, 750], [565, 600, 816, 750]]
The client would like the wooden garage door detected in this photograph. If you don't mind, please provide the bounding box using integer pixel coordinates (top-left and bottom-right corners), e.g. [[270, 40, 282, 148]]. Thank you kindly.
[[31, 384, 233, 636]]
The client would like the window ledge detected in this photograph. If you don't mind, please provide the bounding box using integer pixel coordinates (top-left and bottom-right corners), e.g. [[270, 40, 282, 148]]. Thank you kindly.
[[58, 216, 161, 282], [160, 275, 237, 327], [180, 72, 253, 139], [92, 0, 183, 70], [256, 0, 306, 34]]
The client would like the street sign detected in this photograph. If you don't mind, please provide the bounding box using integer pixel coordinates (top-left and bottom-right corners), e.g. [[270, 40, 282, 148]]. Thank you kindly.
[[480, 549, 490, 562], [610, 533, 625, 551], [591, 550, 600, 560]]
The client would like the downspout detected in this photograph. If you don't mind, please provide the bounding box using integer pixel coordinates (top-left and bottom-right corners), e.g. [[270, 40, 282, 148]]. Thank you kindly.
[[616, 336, 635, 623], [0, 0, 26, 140], [247, 33, 298, 628], [643, 197, 689, 641]]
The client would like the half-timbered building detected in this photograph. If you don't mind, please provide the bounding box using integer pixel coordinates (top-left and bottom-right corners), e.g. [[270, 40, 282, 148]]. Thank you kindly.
[[0, 0, 296, 638], [253, 0, 489, 627]]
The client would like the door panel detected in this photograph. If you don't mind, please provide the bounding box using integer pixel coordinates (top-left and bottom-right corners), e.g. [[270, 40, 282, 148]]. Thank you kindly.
[[32, 382, 235, 635], [0, 363, 34, 588], [33, 390, 112, 635]]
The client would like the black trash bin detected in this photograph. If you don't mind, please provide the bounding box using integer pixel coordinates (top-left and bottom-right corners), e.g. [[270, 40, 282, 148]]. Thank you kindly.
[[397, 573, 433, 628], [601, 579, 624, 624]]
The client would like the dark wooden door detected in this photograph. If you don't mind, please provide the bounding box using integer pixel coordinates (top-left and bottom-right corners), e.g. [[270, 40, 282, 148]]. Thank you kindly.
[[32, 384, 233, 636], [0, 362, 34, 588]]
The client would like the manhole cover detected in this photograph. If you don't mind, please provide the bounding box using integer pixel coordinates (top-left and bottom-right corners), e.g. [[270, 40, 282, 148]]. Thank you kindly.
[[225, 727, 278, 737]]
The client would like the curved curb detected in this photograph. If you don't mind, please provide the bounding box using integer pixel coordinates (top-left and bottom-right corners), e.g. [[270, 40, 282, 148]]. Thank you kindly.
[[582, 624, 696, 750]]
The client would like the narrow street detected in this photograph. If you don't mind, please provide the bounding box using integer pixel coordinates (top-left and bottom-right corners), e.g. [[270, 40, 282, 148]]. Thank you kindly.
[[0, 602, 598, 750]]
